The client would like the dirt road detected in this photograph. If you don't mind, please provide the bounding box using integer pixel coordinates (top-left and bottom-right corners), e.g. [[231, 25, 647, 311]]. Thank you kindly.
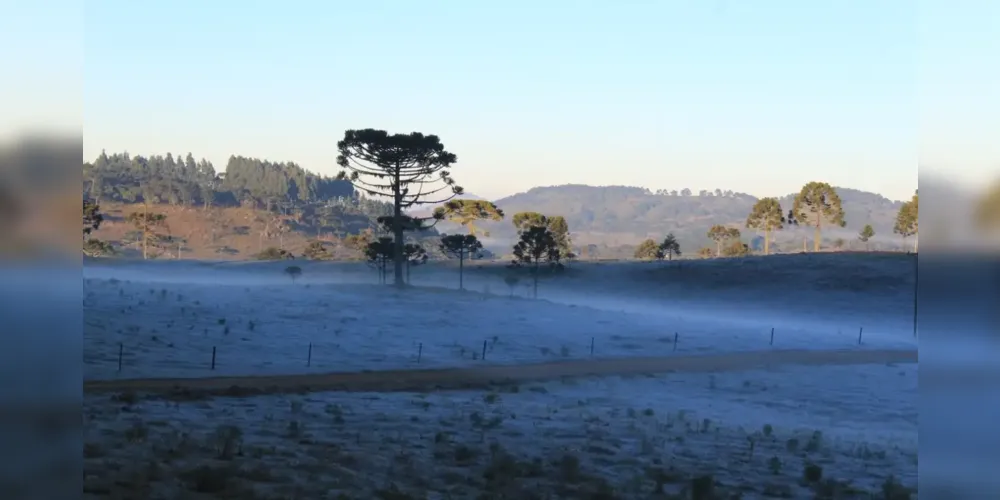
[[84, 348, 917, 397]]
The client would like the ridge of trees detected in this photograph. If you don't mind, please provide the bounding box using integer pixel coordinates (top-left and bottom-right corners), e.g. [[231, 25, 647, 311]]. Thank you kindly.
[[452, 184, 905, 255], [84, 150, 362, 212], [82, 139, 921, 265]]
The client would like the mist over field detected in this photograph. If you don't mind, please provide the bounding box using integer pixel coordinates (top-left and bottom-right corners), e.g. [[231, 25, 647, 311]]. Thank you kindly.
[[79, 252, 930, 498], [84, 252, 918, 342]]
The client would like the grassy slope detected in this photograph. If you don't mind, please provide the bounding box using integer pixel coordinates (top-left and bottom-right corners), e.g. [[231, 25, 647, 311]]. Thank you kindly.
[[91, 203, 337, 260]]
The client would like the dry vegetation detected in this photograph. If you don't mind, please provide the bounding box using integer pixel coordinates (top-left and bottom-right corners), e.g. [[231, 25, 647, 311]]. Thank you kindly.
[[91, 203, 345, 260], [85, 371, 916, 500], [83, 253, 918, 499]]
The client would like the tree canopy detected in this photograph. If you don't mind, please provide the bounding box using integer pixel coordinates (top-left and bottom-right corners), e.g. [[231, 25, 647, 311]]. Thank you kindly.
[[893, 193, 918, 252], [634, 239, 663, 260], [439, 234, 483, 289], [660, 233, 681, 260], [337, 129, 462, 286], [364, 237, 395, 284], [511, 211, 572, 258], [791, 182, 846, 252], [511, 225, 562, 298], [83, 199, 103, 237], [707, 225, 741, 256], [84, 150, 353, 210], [433, 199, 504, 237], [745, 198, 785, 255]]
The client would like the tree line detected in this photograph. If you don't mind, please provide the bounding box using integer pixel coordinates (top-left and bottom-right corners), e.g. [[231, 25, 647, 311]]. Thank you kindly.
[[84, 150, 355, 211], [81, 149, 400, 257], [83, 129, 924, 273], [330, 128, 925, 290], [631, 183, 919, 260]]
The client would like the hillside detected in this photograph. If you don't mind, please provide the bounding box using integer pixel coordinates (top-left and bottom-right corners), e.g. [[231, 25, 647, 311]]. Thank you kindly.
[[83, 148, 912, 261], [430, 185, 907, 255], [89, 200, 459, 260], [91, 203, 348, 260]]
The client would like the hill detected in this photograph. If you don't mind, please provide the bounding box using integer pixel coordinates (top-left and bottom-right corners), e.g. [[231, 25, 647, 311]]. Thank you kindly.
[[84, 150, 356, 209], [430, 185, 906, 256], [83, 149, 911, 260], [82, 150, 438, 260]]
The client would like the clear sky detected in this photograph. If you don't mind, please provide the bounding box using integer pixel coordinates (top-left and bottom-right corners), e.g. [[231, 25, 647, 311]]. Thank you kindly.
[[70, 1, 994, 201]]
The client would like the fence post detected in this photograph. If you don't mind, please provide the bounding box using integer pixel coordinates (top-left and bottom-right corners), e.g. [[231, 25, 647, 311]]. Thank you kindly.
[[211, 346, 217, 370], [673, 332, 678, 352], [118, 343, 123, 372], [417, 343, 423, 363], [590, 337, 595, 357], [307, 342, 312, 367], [857, 327, 863, 345], [482, 339, 487, 361], [769, 327, 775, 346]]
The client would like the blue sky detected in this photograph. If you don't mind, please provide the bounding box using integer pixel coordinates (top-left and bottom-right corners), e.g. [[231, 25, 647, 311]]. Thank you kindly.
[[72, 1, 994, 201]]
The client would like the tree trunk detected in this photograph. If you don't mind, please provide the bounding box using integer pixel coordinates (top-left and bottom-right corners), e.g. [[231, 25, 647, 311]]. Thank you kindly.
[[142, 203, 148, 260], [459, 253, 464, 290], [532, 260, 539, 298], [913, 233, 918, 253], [813, 221, 821, 252], [716, 240, 722, 257], [764, 228, 770, 256], [392, 170, 405, 287]]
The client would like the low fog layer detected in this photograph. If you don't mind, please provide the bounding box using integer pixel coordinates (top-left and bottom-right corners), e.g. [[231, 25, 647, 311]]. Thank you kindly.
[[84, 253, 918, 337]]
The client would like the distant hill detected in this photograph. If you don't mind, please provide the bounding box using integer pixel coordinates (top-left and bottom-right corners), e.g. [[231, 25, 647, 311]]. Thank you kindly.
[[431, 184, 907, 255], [83, 148, 912, 260]]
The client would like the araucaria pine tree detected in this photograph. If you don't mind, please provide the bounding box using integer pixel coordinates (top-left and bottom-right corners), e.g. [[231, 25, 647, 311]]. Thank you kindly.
[[511, 225, 561, 298], [126, 205, 169, 259], [791, 182, 846, 252], [364, 237, 394, 284], [402, 243, 428, 284], [634, 239, 663, 261], [337, 129, 462, 286], [745, 198, 785, 255], [659, 233, 681, 260], [858, 224, 875, 250], [893, 193, 918, 253], [434, 200, 504, 237], [439, 234, 483, 290], [512, 212, 573, 259], [83, 199, 103, 237], [707, 225, 740, 257]]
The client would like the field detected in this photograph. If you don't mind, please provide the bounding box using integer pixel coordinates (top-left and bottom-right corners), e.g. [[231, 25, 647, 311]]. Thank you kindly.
[[83, 253, 919, 499]]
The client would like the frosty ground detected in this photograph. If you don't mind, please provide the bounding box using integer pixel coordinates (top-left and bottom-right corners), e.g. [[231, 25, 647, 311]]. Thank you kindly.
[[82, 253, 919, 498], [83, 254, 916, 379]]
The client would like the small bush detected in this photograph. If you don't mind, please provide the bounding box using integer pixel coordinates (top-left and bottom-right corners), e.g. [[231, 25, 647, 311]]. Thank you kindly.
[[255, 247, 294, 260], [803, 463, 823, 483], [768, 456, 782, 475], [284, 265, 303, 282], [691, 475, 715, 500]]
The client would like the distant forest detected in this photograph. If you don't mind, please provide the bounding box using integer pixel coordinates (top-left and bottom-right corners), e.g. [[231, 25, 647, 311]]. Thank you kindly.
[[83, 150, 368, 212]]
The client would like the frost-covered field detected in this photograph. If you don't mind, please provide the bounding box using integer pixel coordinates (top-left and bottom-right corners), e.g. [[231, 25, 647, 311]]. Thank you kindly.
[[82, 255, 919, 498], [84, 363, 917, 499], [83, 258, 917, 380]]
